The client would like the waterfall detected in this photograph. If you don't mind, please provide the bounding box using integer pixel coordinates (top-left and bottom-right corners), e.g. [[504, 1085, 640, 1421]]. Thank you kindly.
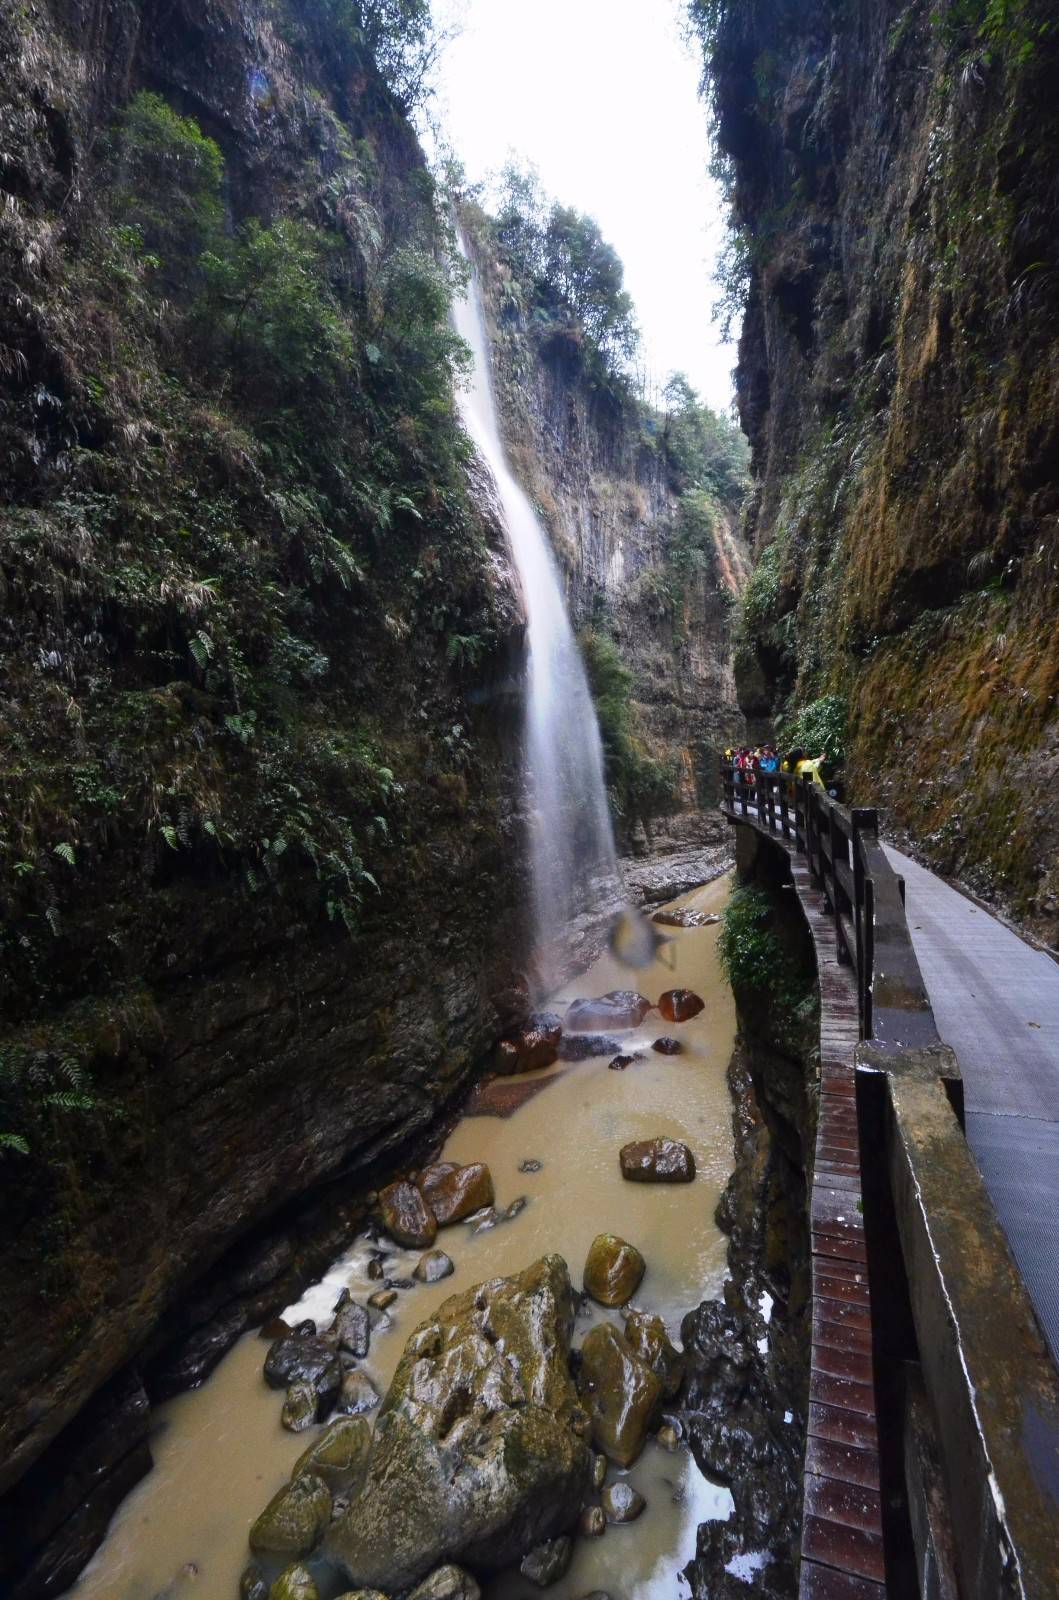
[[453, 247, 621, 979]]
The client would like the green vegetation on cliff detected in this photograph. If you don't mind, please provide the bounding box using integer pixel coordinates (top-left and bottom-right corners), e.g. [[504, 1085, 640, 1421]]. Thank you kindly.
[[0, 9, 515, 1155], [689, 0, 1059, 940]]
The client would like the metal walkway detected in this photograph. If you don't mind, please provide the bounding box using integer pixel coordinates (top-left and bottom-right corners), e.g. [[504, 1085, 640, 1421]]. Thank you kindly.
[[885, 846, 1059, 1366]]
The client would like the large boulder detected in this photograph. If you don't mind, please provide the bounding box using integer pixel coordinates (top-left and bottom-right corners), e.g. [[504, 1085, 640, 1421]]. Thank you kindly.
[[623, 1311, 685, 1400], [582, 1235, 645, 1308], [495, 1015, 561, 1074], [378, 1181, 438, 1248], [264, 1337, 341, 1414], [578, 1323, 662, 1467], [269, 1567, 319, 1600], [249, 1472, 331, 1558], [326, 1256, 590, 1592], [564, 992, 652, 1032], [658, 988, 705, 1022], [619, 1139, 696, 1184], [417, 1163, 494, 1226], [293, 1416, 373, 1493]]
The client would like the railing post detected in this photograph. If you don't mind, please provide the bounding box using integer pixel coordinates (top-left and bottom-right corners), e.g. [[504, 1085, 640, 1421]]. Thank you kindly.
[[779, 774, 791, 842], [850, 807, 878, 1037], [829, 804, 848, 962]]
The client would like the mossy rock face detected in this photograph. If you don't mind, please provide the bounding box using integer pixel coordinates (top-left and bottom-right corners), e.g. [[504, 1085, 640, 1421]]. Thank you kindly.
[[326, 1255, 589, 1593], [292, 1415, 373, 1493], [249, 1471, 331, 1557]]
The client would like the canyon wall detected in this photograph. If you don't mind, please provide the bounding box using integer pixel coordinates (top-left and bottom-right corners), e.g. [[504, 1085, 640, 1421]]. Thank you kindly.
[[0, 3, 746, 1590], [693, 0, 1059, 943]]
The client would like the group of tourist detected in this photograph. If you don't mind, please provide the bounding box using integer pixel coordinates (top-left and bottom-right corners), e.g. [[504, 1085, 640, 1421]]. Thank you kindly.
[[724, 744, 829, 789]]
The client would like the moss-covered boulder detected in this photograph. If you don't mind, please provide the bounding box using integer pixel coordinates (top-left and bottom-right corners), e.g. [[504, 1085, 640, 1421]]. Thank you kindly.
[[326, 1255, 589, 1591], [582, 1235, 645, 1307], [293, 1416, 373, 1494], [622, 1310, 685, 1400], [249, 1472, 331, 1558], [578, 1323, 662, 1467], [269, 1567, 319, 1600]]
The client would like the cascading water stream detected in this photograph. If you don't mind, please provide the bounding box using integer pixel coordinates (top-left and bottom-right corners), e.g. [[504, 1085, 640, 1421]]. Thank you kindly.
[[453, 247, 621, 977]]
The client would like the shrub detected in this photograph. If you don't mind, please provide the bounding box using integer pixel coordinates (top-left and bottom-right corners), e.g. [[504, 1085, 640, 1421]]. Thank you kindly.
[[718, 884, 816, 1017], [776, 693, 849, 768]]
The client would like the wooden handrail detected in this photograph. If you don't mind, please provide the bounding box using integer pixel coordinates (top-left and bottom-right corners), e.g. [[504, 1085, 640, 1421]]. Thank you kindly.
[[720, 762, 937, 1046]]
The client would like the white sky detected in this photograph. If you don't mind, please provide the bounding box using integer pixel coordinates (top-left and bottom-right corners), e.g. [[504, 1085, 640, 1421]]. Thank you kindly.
[[428, 0, 737, 414]]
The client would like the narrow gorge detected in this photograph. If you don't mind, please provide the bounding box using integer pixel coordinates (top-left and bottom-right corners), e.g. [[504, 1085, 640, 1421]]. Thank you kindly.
[[3, 2, 1058, 1599]]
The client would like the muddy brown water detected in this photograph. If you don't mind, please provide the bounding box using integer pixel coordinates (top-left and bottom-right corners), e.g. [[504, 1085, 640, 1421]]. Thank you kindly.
[[70, 875, 736, 1600]]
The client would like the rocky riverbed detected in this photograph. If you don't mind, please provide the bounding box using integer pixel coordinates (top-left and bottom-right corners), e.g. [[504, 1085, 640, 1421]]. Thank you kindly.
[[68, 875, 805, 1600]]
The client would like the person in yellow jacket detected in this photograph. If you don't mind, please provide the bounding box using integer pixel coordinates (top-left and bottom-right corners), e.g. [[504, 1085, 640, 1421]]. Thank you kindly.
[[786, 746, 827, 788]]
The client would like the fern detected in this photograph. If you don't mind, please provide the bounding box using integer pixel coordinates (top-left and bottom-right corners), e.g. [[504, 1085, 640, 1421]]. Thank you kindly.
[[53, 841, 76, 866], [0, 1132, 29, 1156]]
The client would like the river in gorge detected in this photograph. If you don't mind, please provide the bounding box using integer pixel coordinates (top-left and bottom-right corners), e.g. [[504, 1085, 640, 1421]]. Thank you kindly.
[[70, 873, 738, 1600]]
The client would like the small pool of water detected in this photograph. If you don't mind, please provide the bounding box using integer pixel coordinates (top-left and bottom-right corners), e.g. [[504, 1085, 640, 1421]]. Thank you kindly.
[[71, 874, 736, 1600]]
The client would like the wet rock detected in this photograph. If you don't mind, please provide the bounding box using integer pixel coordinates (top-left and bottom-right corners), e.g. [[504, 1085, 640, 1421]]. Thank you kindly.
[[602, 1482, 645, 1524], [505, 1197, 527, 1220], [652, 909, 717, 928], [326, 1255, 590, 1592], [583, 1235, 645, 1308], [294, 1416, 373, 1493], [495, 1014, 561, 1074], [368, 1289, 397, 1311], [282, 1379, 319, 1432], [406, 1565, 482, 1600], [658, 988, 705, 1022], [264, 1338, 342, 1414], [651, 1037, 683, 1055], [377, 1181, 437, 1249], [333, 1593, 389, 1600], [607, 1053, 643, 1071], [293, 1319, 317, 1338], [579, 1506, 606, 1538], [418, 1162, 494, 1226], [330, 1300, 371, 1358], [367, 1257, 386, 1281], [269, 1566, 319, 1600], [470, 1207, 500, 1235], [260, 1317, 293, 1341], [578, 1324, 662, 1467], [619, 1139, 696, 1184], [623, 1311, 685, 1400], [656, 1424, 680, 1451], [414, 1249, 454, 1284], [519, 1159, 543, 1174], [565, 992, 652, 1032], [591, 1452, 607, 1490], [558, 1034, 622, 1061], [520, 1535, 574, 1586], [241, 1564, 269, 1600], [338, 1370, 380, 1416], [250, 1472, 331, 1557], [390, 1277, 416, 1290]]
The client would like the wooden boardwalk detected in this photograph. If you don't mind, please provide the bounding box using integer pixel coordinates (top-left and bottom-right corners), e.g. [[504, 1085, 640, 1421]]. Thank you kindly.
[[791, 861, 886, 1597], [885, 846, 1059, 1367]]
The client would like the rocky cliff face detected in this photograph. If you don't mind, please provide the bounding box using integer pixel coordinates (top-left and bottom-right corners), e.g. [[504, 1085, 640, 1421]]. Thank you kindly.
[[0, 4, 749, 1591], [694, 0, 1059, 943], [0, 1, 529, 1585], [464, 220, 749, 851]]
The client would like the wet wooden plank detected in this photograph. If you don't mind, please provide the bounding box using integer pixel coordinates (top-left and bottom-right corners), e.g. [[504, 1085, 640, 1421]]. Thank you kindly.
[[805, 1434, 881, 1491], [799, 1560, 887, 1599], [811, 1340, 875, 1386], [804, 1473, 884, 1535], [812, 1230, 867, 1264], [810, 1370, 877, 1416], [809, 1400, 879, 1451], [802, 1514, 886, 1583]]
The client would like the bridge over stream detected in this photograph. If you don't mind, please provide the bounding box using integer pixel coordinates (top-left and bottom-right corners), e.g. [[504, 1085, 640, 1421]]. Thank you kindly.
[[721, 766, 1059, 1600]]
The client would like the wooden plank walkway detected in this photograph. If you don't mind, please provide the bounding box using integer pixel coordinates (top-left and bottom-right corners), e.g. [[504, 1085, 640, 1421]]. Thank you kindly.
[[791, 860, 886, 1598], [885, 846, 1059, 1366]]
